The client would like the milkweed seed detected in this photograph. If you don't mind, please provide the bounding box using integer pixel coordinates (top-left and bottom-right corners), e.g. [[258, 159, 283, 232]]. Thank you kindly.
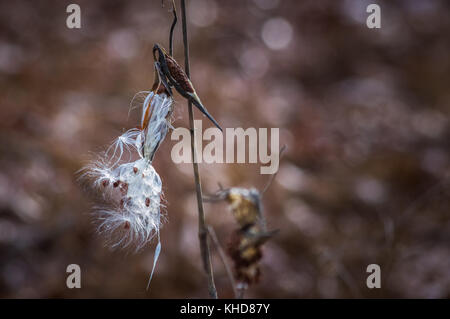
[[120, 183, 129, 195]]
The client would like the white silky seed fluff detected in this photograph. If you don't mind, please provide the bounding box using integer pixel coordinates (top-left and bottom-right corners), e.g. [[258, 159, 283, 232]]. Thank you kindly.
[[81, 91, 173, 251]]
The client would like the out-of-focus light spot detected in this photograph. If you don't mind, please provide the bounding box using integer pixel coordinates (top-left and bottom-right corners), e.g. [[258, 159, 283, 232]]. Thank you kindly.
[[107, 29, 138, 60], [188, 0, 218, 27], [239, 47, 269, 78], [52, 94, 91, 144], [277, 163, 308, 192], [53, 107, 82, 140], [261, 17, 293, 50], [218, 71, 246, 100], [355, 177, 386, 204], [258, 80, 300, 125], [412, 111, 447, 139], [14, 191, 43, 221], [285, 199, 325, 237], [253, 0, 280, 10], [341, 0, 372, 24], [0, 42, 24, 74], [259, 96, 290, 125]]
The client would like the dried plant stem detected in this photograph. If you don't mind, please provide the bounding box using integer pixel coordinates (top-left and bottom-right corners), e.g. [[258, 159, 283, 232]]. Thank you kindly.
[[262, 144, 287, 195], [237, 286, 246, 299], [207, 226, 238, 298], [169, 0, 177, 56], [180, 0, 218, 299]]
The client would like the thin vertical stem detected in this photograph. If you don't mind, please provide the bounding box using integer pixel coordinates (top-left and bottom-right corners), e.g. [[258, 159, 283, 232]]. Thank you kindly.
[[180, 0, 218, 299], [169, 0, 177, 56], [207, 226, 238, 298]]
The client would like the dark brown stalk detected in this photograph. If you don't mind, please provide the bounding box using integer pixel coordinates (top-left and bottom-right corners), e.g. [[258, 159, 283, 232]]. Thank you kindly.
[[180, 0, 218, 299]]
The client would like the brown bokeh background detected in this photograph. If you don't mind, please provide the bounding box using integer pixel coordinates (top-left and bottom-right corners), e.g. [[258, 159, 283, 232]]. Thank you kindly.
[[0, 0, 449, 298]]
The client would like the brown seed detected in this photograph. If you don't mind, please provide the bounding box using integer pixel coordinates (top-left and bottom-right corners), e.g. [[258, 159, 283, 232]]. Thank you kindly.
[[145, 198, 150, 207], [124, 221, 130, 230], [156, 84, 169, 95], [133, 167, 138, 174], [119, 183, 128, 195], [102, 180, 109, 187], [113, 181, 119, 188], [165, 54, 194, 93]]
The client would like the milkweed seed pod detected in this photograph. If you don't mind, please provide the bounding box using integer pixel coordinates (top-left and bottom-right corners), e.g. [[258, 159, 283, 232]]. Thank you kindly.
[[207, 187, 276, 285], [140, 92, 173, 161], [80, 91, 173, 251], [226, 188, 264, 228], [152, 44, 222, 131], [227, 225, 264, 284]]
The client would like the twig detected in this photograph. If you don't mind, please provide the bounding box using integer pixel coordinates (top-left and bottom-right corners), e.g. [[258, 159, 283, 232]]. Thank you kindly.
[[169, 0, 177, 56], [207, 225, 238, 298], [180, 0, 218, 299], [261, 144, 287, 195]]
